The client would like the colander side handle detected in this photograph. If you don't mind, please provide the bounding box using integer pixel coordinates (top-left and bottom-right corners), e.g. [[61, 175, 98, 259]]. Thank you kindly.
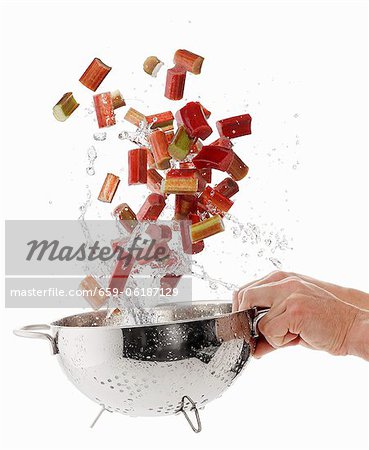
[[13, 324, 58, 355], [251, 307, 270, 338]]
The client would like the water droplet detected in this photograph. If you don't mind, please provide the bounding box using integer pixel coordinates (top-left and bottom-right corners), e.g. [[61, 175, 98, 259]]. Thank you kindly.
[[93, 132, 107, 141]]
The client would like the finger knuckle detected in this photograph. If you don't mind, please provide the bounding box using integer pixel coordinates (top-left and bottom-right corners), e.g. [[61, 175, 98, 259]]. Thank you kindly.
[[269, 270, 289, 280], [284, 276, 303, 290]]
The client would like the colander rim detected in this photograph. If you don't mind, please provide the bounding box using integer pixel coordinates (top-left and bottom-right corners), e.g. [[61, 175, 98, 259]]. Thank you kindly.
[[49, 301, 251, 330]]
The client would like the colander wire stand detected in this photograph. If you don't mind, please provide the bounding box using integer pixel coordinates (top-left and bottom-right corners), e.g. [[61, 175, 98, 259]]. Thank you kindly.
[[180, 395, 202, 433], [90, 406, 111, 428]]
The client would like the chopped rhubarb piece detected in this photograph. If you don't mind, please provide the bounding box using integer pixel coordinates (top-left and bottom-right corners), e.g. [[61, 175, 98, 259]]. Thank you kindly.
[[93, 92, 116, 128], [168, 125, 193, 160], [160, 274, 182, 293], [147, 168, 163, 194], [79, 275, 108, 310], [137, 193, 166, 221], [79, 57, 111, 91], [176, 102, 212, 140], [128, 148, 147, 185], [165, 66, 187, 100], [111, 90, 125, 109], [148, 129, 171, 170], [216, 114, 252, 138], [190, 214, 225, 243], [113, 203, 137, 233], [108, 252, 135, 293], [227, 152, 249, 181], [53, 92, 79, 122], [198, 186, 234, 215], [173, 49, 204, 75], [98, 173, 120, 203], [124, 107, 146, 127], [175, 194, 197, 220], [167, 168, 206, 192], [192, 145, 234, 171], [143, 56, 164, 77], [146, 111, 174, 129], [214, 177, 239, 198], [162, 177, 198, 195], [180, 217, 204, 254], [196, 102, 211, 118], [146, 224, 172, 242]]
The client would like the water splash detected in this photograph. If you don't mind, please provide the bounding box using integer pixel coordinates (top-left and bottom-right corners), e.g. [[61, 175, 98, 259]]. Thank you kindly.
[[93, 132, 107, 141], [118, 120, 152, 147], [191, 262, 238, 292], [78, 186, 91, 221], [86, 146, 97, 176]]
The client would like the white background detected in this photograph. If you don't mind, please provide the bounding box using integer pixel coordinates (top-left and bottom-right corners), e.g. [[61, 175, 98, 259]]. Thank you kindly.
[[1, 1, 368, 449]]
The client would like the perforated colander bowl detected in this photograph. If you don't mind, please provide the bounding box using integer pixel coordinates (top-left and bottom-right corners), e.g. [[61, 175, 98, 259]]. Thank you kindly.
[[14, 302, 268, 432]]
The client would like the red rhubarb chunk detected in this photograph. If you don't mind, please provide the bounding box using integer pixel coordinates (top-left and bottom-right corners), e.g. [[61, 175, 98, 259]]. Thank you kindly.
[[227, 152, 249, 181], [137, 193, 166, 221], [216, 114, 252, 138], [93, 92, 116, 128], [128, 148, 147, 185], [180, 216, 204, 255], [175, 194, 198, 220], [148, 129, 171, 170], [165, 66, 187, 101], [146, 111, 174, 128], [147, 168, 163, 194], [166, 168, 206, 192], [113, 203, 137, 233], [214, 177, 239, 198], [160, 274, 182, 293], [198, 186, 234, 215], [192, 145, 234, 171], [175, 102, 213, 140]]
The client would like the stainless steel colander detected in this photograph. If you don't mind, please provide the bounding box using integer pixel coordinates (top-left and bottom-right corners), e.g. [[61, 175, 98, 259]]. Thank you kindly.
[[14, 302, 268, 432]]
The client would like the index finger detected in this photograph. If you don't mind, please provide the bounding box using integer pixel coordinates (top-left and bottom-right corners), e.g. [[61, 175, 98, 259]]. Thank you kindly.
[[238, 277, 304, 310]]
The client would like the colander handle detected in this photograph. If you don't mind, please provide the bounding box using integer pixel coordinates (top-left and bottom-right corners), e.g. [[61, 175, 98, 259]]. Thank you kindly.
[[13, 324, 58, 355], [251, 307, 270, 338], [180, 395, 202, 433]]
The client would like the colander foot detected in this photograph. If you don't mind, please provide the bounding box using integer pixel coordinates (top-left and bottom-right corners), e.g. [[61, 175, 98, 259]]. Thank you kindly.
[[180, 395, 202, 433], [90, 405, 107, 428]]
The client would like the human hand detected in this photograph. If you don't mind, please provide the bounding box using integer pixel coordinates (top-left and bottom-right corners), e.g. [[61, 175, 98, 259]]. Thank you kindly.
[[234, 271, 369, 311], [233, 272, 369, 361]]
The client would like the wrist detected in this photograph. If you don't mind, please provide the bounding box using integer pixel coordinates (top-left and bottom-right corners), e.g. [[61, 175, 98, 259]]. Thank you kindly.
[[346, 309, 369, 361]]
